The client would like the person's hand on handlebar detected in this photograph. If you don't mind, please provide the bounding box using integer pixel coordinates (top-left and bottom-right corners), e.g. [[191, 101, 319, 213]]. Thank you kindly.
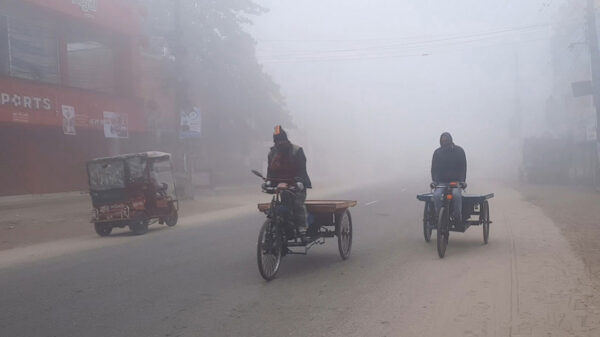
[[262, 181, 276, 193], [262, 181, 303, 193], [452, 181, 467, 189]]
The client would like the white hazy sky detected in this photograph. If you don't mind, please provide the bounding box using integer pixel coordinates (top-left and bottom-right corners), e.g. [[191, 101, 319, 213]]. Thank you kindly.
[[248, 0, 570, 180]]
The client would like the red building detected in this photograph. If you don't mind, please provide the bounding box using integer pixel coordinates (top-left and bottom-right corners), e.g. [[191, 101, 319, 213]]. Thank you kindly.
[[0, 0, 176, 195]]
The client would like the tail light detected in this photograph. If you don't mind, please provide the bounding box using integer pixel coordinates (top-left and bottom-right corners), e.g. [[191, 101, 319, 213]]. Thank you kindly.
[[447, 194, 453, 200]]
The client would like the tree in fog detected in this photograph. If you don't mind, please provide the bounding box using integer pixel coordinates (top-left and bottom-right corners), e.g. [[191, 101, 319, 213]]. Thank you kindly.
[[179, 1, 291, 140], [135, 0, 291, 174]]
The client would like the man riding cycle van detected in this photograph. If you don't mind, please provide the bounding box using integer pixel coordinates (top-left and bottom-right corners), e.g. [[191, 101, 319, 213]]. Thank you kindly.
[[431, 132, 467, 222], [263, 125, 312, 235]]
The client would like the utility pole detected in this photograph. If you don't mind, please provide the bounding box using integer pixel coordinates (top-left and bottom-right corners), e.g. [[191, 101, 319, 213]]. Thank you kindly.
[[586, 0, 600, 188], [172, 0, 193, 199], [512, 49, 522, 139]]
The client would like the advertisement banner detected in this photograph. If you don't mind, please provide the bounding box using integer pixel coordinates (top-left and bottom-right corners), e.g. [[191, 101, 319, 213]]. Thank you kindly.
[[180, 107, 202, 139], [103, 111, 128, 139], [62, 105, 76, 135], [0, 77, 146, 132]]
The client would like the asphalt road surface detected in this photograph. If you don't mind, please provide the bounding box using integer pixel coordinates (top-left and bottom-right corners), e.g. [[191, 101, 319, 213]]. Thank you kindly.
[[1, 180, 599, 337]]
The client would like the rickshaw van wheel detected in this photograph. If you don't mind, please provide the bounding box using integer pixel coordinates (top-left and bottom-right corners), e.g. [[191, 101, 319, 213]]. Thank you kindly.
[[257, 219, 282, 281], [481, 201, 490, 244], [423, 201, 433, 243], [94, 223, 113, 237], [336, 210, 353, 260], [129, 218, 149, 235], [437, 207, 448, 258], [166, 210, 178, 227]]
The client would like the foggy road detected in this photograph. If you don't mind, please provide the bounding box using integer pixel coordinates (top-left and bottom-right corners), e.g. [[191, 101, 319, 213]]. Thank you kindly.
[[3, 1, 600, 336], [1, 179, 598, 337]]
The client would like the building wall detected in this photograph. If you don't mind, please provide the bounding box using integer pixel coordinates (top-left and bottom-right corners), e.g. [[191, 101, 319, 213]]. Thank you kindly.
[[0, 124, 168, 195], [0, 1, 177, 196]]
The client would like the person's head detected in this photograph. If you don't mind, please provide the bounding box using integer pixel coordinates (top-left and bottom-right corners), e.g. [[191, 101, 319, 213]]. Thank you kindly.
[[273, 125, 291, 150], [440, 132, 454, 149]]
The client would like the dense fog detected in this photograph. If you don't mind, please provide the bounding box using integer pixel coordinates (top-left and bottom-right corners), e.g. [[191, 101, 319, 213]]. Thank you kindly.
[[246, 0, 574, 186]]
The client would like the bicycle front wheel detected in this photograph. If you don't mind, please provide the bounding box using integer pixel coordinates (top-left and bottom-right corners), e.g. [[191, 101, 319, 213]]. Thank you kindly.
[[437, 206, 449, 258], [257, 220, 283, 281]]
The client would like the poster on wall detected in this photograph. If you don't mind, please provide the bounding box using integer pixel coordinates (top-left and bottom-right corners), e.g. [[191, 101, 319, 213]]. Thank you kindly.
[[103, 111, 128, 139], [180, 107, 202, 139], [62, 105, 76, 135]]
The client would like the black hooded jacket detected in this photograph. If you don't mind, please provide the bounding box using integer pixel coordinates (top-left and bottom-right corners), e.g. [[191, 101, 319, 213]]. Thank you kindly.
[[431, 133, 467, 183], [267, 143, 312, 188]]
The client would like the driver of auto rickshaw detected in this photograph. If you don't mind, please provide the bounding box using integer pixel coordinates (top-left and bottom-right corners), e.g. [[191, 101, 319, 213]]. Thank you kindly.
[[148, 161, 167, 202], [431, 132, 467, 223], [264, 125, 312, 235]]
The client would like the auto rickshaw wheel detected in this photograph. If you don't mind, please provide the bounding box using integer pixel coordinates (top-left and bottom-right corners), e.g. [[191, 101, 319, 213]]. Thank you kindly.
[[129, 218, 149, 235], [165, 209, 178, 227], [94, 223, 113, 237]]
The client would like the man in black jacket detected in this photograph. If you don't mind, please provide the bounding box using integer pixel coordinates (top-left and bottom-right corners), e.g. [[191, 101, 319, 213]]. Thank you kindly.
[[266, 125, 312, 234], [431, 132, 467, 222]]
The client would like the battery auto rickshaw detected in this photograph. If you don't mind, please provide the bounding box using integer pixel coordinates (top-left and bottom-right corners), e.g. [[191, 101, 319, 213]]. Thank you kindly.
[[86, 152, 179, 236]]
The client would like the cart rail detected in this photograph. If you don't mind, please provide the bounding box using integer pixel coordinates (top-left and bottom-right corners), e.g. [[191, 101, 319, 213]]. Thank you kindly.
[[258, 200, 357, 213]]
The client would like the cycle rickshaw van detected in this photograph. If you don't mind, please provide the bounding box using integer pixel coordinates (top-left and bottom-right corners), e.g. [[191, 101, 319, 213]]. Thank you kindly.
[[417, 182, 494, 258], [252, 170, 357, 281], [86, 152, 179, 236]]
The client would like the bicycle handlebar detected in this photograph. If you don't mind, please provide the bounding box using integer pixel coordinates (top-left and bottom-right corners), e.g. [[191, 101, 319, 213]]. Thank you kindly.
[[262, 185, 298, 194], [431, 182, 467, 189]]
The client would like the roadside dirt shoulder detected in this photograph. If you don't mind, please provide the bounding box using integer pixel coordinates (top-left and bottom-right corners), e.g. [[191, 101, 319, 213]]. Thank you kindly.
[[0, 186, 261, 251], [519, 183, 600, 320]]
